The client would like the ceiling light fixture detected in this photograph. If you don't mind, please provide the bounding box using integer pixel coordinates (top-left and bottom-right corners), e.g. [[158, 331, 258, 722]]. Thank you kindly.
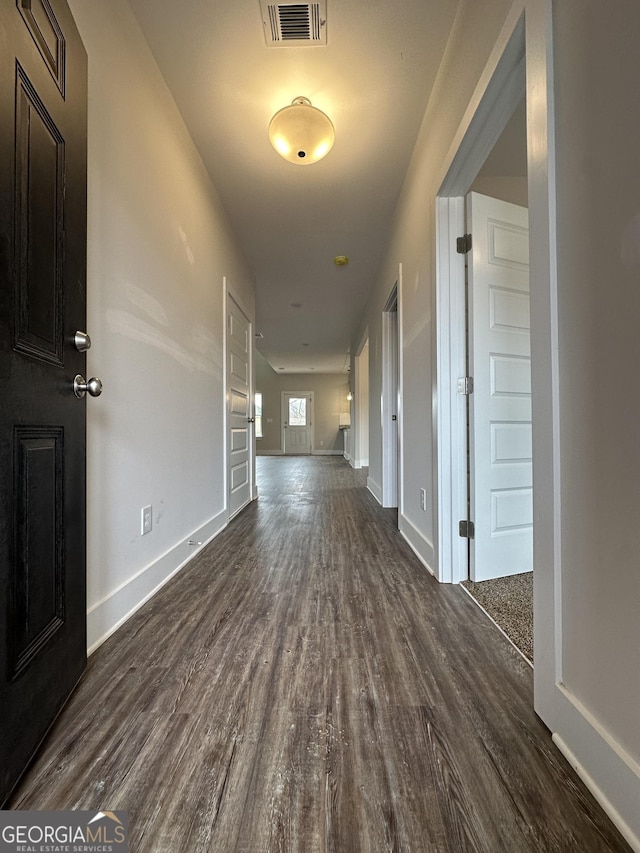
[[334, 255, 348, 266], [269, 97, 335, 165]]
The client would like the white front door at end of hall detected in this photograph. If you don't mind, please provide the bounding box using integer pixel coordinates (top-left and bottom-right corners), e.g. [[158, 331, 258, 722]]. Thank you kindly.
[[282, 393, 312, 454]]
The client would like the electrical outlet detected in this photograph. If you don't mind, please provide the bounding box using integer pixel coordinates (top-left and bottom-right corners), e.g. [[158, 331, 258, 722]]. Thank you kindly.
[[141, 505, 152, 535], [320, 440, 324, 446], [420, 489, 427, 511]]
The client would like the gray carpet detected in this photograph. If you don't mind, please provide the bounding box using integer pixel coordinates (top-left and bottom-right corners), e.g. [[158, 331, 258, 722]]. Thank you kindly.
[[462, 572, 533, 663]]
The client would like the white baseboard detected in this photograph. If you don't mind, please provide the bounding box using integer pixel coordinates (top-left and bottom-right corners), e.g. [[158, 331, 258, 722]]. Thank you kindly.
[[367, 476, 383, 504], [351, 457, 369, 469], [399, 512, 435, 576], [258, 450, 342, 456], [550, 687, 640, 852], [87, 509, 227, 655]]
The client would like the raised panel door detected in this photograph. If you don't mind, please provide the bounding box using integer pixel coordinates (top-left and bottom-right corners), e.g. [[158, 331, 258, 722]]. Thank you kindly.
[[467, 192, 532, 581], [0, 0, 88, 803]]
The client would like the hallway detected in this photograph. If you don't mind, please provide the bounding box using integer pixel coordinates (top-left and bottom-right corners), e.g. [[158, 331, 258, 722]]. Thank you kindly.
[[10, 458, 629, 851]]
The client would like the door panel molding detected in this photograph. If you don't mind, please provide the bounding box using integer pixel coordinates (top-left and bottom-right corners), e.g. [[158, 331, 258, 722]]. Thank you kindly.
[[11, 426, 65, 680], [14, 64, 65, 366], [17, 0, 66, 93]]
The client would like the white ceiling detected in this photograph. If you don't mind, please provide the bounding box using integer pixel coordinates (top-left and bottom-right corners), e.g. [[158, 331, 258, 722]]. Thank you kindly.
[[128, 0, 460, 373]]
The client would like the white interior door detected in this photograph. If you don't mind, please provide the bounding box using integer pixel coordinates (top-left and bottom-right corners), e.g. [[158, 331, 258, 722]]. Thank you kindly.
[[227, 295, 252, 518], [282, 393, 312, 454], [382, 289, 399, 507], [468, 192, 532, 581]]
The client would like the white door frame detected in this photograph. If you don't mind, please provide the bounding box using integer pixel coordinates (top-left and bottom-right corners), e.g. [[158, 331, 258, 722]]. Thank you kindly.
[[281, 391, 314, 454], [435, 12, 529, 584], [381, 271, 403, 509]]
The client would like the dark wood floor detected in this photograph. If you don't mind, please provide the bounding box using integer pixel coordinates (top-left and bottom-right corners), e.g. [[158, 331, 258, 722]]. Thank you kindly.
[[10, 457, 630, 852]]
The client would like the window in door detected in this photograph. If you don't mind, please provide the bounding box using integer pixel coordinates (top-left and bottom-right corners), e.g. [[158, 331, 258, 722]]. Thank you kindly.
[[288, 397, 307, 426]]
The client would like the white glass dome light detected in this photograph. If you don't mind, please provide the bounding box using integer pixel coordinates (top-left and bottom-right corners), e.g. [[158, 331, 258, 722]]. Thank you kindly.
[[269, 97, 335, 165]]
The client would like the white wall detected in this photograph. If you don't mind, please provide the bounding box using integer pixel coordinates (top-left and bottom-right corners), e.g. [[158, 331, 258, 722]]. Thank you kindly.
[[548, 0, 640, 843], [553, 0, 640, 765], [68, 0, 255, 652], [353, 0, 640, 846]]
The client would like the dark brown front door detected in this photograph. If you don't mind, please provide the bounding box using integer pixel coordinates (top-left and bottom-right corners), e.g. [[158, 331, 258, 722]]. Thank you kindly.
[[0, 0, 88, 803]]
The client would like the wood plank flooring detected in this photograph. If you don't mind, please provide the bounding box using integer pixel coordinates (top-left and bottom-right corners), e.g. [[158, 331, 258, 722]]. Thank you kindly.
[[10, 457, 630, 852]]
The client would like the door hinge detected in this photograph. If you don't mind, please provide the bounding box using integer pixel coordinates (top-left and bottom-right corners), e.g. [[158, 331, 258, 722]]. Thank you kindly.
[[459, 520, 475, 539], [457, 376, 474, 395], [456, 233, 472, 254]]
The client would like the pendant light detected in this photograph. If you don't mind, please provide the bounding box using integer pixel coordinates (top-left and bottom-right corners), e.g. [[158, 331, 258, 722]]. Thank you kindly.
[[269, 97, 335, 165]]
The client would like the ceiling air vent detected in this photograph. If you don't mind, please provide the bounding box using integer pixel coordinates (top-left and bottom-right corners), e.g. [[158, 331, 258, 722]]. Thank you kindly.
[[260, 1, 327, 47]]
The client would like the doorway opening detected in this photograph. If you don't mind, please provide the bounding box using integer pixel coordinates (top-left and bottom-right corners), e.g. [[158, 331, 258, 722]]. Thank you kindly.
[[435, 16, 534, 662], [435, 15, 529, 582], [455, 120, 533, 660]]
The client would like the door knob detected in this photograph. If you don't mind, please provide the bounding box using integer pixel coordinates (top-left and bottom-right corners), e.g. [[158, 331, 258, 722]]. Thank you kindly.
[[74, 374, 103, 398], [74, 331, 92, 352]]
